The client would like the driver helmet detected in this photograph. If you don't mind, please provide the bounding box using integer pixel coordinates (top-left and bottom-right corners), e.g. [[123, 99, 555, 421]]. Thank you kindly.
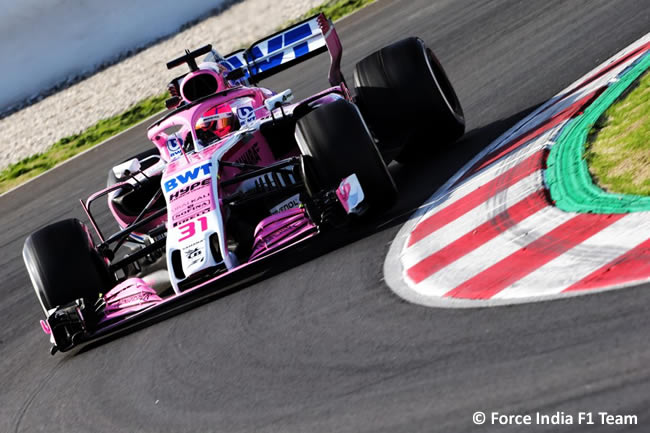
[[195, 103, 240, 139]]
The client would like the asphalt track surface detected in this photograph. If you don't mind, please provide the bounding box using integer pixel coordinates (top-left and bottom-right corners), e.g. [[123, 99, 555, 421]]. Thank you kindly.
[[1, 1, 649, 432]]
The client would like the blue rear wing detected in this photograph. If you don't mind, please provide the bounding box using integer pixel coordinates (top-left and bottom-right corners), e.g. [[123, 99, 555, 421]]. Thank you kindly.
[[223, 13, 344, 86]]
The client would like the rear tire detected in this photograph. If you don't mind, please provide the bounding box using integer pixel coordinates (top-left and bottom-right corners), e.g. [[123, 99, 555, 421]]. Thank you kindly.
[[23, 219, 114, 313], [354, 37, 465, 162], [295, 99, 397, 213]]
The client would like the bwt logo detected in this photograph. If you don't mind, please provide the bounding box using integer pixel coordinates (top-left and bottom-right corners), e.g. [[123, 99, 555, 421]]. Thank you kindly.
[[167, 135, 183, 160], [237, 106, 255, 126], [165, 163, 211, 192], [224, 22, 314, 74], [167, 136, 182, 151]]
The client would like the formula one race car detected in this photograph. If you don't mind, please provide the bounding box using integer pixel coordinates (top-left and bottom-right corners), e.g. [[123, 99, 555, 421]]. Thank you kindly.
[[23, 14, 464, 354]]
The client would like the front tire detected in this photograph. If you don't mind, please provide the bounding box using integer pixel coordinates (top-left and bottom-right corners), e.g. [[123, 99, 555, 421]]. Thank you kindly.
[[295, 99, 397, 213], [354, 37, 465, 162], [23, 219, 114, 313]]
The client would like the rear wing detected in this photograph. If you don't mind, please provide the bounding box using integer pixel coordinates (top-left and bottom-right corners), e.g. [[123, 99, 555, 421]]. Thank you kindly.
[[222, 13, 344, 86]]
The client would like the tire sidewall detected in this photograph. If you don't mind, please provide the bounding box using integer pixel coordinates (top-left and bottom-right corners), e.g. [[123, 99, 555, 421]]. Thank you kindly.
[[23, 219, 113, 313], [354, 37, 465, 160], [295, 100, 397, 212]]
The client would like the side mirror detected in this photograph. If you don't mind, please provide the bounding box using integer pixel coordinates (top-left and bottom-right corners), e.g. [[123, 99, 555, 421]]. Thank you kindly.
[[264, 89, 294, 112], [112, 158, 141, 180], [165, 96, 181, 109]]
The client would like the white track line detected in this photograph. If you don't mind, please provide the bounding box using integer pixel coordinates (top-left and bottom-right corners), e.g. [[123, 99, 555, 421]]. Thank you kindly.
[[0, 110, 164, 199]]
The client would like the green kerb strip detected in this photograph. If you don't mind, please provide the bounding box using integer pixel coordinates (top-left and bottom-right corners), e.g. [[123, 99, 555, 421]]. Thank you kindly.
[[546, 52, 650, 213]]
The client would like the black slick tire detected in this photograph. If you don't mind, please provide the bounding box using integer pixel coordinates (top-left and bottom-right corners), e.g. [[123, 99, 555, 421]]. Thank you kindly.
[[23, 219, 114, 313], [354, 37, 465, 162], [295, 99, 397, 213]]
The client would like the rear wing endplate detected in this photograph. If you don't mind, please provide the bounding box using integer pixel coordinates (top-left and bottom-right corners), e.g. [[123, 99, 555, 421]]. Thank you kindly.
[[222, 13, 344, 86]]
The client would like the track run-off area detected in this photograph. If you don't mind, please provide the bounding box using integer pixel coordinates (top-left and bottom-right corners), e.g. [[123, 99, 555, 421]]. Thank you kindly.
[[386, 35, 650, 307], [1, 1, 650, 432]]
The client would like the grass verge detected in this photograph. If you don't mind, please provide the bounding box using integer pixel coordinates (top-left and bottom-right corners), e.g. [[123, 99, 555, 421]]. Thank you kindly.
[[290, 0, 375, 24], [585, 70, 650, 196], [0, 0, 375, 195], [0, 93, 168, 194]]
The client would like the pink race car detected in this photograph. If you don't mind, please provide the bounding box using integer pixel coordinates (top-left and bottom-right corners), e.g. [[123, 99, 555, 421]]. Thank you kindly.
[[23, 14, 464, 354]]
